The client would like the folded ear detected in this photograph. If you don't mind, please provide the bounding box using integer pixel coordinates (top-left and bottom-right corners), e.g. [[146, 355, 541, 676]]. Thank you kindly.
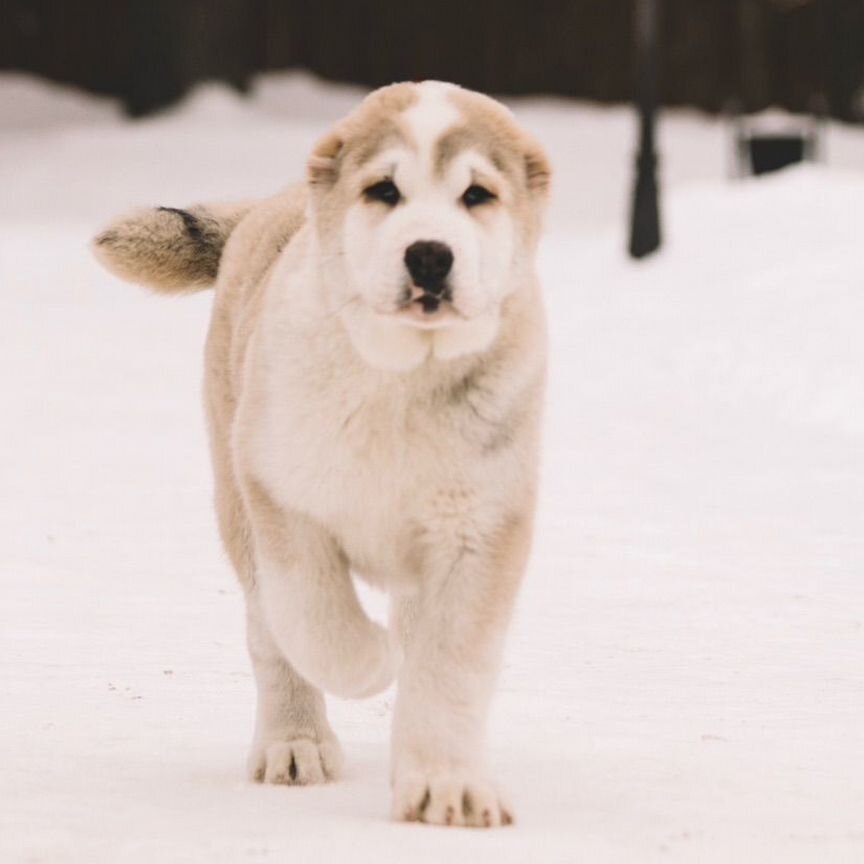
[[524, 138, 551, 195], [307, 129, 344, 188]]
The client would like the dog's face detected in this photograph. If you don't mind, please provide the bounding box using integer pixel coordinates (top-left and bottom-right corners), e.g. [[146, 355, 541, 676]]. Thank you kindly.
[[307, 82, 550, 371]]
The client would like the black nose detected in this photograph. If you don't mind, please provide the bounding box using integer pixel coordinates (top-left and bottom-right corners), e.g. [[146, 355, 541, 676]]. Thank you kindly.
[[404, 240, 453, 294]]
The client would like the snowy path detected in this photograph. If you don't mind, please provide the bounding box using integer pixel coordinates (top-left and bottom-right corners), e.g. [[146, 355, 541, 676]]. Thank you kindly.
[[1, 74, 863, 863]]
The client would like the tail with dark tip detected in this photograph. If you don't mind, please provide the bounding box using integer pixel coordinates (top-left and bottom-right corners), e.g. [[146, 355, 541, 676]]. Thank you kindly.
[[91, 201, 254, 293]]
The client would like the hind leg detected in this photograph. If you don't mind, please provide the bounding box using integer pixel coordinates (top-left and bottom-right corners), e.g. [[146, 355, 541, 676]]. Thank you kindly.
[[245, 590, 343, 784]]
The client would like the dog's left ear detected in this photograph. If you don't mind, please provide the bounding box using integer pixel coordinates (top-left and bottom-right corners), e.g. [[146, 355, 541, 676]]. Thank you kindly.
[[308, 129, 343, 188], [524, 138, 551, 196]]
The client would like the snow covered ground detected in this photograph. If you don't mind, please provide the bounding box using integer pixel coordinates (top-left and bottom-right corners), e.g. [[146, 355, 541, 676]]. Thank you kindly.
[[1, 72, 863, 863]]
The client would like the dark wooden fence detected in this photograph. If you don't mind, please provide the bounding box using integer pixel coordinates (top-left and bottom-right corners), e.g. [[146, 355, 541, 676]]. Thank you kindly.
[[1, 0, 862, 121]]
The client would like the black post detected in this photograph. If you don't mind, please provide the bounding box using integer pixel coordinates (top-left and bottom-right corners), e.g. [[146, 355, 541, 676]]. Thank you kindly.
[[628, 0, 662, 259]]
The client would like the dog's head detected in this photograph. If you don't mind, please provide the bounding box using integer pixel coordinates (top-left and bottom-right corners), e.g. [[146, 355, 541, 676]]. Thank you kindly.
[[306, 81, 550, 371]]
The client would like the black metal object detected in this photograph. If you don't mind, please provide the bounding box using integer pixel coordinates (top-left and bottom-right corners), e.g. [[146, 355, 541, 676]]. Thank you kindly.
[[733, 0, 826, 177], [736, 127, 819, 175], [747, 134, 808, 174], [628, 0, 662, 259]]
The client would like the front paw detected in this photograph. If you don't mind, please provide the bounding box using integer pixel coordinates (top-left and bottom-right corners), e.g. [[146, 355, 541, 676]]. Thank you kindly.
[[248, 736, 343, 785], [392, 771, 513, 828]]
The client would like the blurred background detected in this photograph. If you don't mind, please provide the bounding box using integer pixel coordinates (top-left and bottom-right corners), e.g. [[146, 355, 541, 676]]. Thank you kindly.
[[2, 0, 863, 248], [2, 0, 863, 120]]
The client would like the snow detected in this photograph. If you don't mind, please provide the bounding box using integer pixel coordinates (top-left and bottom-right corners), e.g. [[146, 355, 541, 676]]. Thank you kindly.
[[1, 72, 863, 863]]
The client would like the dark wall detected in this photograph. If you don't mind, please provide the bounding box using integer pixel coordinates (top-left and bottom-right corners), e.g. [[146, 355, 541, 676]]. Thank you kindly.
[[0, 0, 258, 115], [1, 0, 862, 121]]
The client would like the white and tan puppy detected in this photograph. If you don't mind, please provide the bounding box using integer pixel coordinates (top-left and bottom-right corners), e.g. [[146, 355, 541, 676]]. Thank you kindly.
[[93, 81, 550, 828]]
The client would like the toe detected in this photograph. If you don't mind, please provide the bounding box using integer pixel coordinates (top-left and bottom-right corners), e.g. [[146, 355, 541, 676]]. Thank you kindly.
[[290, 739, 326, 785], [391, 774, 430, 822], [263, 742, 298, 784], [255, 739, 334, 786], [462, 782, 503, 829], [424, 778, 466, 827], [317, 737, 344, 781], [392, 772, 514, 828]]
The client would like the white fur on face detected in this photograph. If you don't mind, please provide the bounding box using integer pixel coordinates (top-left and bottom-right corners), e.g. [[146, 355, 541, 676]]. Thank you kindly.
[[330, 83, 518, 371]]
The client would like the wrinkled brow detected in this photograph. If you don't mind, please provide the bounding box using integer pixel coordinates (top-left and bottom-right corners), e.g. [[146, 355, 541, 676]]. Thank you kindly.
[[433, 126, 509, 177], [346, 119, 416, 170]]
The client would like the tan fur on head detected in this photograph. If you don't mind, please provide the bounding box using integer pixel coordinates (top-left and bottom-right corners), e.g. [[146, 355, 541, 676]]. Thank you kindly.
[[91, 202, 253, 293], [307, 82, 418, 188], [445, 86, 552, 202]]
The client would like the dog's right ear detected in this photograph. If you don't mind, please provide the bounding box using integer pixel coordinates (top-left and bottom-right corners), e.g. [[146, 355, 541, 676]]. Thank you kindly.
[[307, 129, 343, 188]]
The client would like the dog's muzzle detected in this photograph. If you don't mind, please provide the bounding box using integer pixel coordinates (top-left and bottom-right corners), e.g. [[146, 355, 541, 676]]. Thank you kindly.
[[404, 241, 454, 312]]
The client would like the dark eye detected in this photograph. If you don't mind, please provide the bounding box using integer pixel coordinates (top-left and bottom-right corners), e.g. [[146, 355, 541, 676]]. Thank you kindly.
[[462, 184, 496, 208], [363, 180, 401, 206]]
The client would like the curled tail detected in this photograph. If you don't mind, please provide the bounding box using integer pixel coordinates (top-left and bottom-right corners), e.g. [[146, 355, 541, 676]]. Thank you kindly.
[[92, 201, 254, 293]]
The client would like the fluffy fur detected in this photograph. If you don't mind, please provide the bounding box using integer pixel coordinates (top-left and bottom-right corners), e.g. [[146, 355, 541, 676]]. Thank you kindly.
[[93, 202, 253, 292], [92, 81, 550, 829]]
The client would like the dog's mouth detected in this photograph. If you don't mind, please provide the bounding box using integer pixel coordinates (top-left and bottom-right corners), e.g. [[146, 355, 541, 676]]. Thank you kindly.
[[389, 285, 461, 329]]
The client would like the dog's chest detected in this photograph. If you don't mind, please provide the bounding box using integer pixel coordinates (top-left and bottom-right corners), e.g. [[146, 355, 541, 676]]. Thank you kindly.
[[255, 369, 473, 584]]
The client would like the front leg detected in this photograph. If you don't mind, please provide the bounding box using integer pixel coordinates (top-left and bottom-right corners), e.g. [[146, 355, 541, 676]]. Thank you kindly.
[[245, 589, 343, 784], [242, 476, 399, 700], [391, 510, 533, 828]]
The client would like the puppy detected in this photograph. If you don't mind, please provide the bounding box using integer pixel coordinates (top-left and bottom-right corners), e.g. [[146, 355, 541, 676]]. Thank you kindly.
[[93, 80, 550, 828]]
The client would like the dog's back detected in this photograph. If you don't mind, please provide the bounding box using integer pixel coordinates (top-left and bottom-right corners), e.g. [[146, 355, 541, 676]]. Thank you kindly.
[[207, 186, 308, 400]]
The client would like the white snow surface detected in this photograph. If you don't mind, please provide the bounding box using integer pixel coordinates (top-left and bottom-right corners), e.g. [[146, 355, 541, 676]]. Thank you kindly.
[[1, 73, 863, 863]]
